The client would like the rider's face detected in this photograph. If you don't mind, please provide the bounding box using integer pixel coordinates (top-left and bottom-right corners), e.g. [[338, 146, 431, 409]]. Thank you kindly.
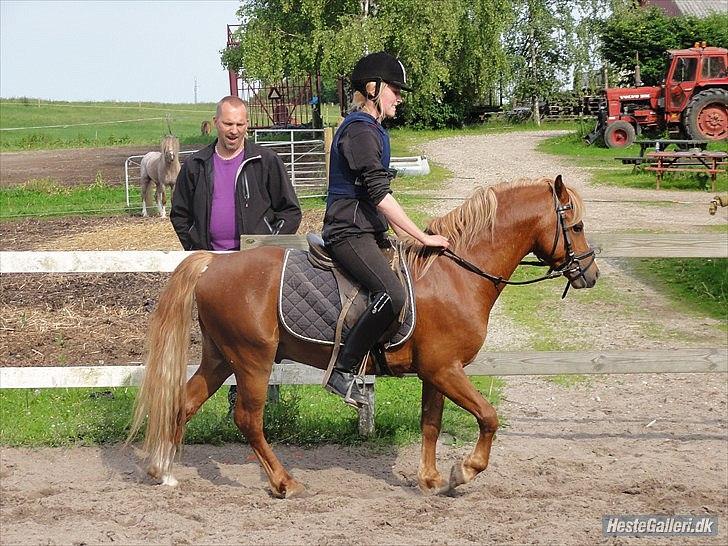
[[214, 102, 248, 154], [380, 84, 402, 119]]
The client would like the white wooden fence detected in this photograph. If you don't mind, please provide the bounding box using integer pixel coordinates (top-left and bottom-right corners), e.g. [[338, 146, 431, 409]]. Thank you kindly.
[[1, 233, 726, 434]]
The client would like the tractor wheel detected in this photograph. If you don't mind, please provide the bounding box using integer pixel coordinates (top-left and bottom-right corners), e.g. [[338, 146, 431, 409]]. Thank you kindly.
[[684, 88, 728, 141], [603, 121, 636, 148]]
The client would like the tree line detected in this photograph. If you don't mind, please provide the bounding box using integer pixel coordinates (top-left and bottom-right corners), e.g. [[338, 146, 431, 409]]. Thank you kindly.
[[221, 0, 728, 128]]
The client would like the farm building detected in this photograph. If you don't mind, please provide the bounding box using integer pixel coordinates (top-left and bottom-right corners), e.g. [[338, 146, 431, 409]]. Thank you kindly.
[[637, 0, 727, 17]]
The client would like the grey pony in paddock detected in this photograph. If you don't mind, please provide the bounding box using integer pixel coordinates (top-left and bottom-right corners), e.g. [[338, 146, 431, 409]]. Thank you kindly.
[[140, 135, 180, 218]]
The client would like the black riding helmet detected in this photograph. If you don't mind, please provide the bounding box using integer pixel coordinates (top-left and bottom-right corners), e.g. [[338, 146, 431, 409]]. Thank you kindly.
[[351, 52, 413, 99]]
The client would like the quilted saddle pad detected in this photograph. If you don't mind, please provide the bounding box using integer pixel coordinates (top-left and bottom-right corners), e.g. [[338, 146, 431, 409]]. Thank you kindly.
[[278, 249, 415, 349]]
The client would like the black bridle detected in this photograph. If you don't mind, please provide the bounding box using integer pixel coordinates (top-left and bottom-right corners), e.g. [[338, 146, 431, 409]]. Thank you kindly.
[[441, 184, 596, 299]]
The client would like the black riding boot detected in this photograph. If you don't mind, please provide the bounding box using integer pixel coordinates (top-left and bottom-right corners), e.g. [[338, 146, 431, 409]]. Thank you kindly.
[[325, 293, 398, 408]]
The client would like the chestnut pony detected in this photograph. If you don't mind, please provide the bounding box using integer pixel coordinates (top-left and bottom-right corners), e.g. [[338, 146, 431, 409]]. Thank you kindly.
[[128, 176, 599, 497]]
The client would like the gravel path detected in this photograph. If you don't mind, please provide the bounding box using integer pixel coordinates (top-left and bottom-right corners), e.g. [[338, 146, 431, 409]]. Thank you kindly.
[[421, 130, 726, 233]]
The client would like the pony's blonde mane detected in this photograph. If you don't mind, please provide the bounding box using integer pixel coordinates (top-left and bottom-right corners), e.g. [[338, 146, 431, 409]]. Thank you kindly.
[[403, 177, 584, 278]]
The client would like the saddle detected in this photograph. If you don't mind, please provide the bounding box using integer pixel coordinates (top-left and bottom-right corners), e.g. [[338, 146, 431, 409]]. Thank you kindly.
[[278, 234, 416, 377]]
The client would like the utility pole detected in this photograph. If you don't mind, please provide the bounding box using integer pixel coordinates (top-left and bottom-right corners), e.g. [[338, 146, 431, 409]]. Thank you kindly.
[[194, 77, 198, 104]]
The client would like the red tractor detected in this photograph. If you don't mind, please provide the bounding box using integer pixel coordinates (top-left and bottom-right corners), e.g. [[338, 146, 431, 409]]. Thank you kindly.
[[586, 44, 728, 148]]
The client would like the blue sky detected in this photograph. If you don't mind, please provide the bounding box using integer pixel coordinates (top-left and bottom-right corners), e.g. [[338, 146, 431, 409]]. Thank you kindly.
[[0, 0, 241, 103]]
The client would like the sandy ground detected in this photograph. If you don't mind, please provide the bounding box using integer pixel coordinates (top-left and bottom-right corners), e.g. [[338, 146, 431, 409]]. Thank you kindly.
[[1, 132, 727, 545]]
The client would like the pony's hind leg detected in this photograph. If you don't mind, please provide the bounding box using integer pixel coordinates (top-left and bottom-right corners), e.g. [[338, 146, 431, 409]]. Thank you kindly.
[[230, 349, 306, 499], [418, 380, 449, 494], [155, 182, 166, 218], [140, 177, 151, 217], [178, 330, 232, 435], [422, 366, 499, 492]]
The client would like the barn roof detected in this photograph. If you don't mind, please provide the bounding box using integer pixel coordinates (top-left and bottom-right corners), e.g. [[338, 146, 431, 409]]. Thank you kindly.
[[639, 0, 727, 17]]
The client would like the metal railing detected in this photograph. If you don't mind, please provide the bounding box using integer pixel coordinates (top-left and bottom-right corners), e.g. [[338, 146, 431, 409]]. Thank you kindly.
[[124, 129, 327, 207]]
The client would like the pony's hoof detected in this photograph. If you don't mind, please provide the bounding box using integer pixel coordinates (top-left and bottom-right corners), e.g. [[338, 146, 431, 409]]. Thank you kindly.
[[161, 474, 179, 487], [271, 480, 307, 499], [448, 460, 469, 489], [421, 482, 451, 496], [284, 480, 308, 499], [418, 475, 450, 496]]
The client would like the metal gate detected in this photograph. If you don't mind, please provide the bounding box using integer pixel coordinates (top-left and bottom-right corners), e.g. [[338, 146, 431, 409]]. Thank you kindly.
[[226, 25, 322, 129], [124, 130, 326, 207], [253, 128, 327, 194]]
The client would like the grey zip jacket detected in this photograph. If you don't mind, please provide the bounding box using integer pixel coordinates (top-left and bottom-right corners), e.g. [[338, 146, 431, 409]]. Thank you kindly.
[[170, 140, 301, 250]]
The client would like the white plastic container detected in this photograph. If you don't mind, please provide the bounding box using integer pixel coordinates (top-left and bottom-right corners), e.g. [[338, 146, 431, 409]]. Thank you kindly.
[[389, 155, 431, 176]]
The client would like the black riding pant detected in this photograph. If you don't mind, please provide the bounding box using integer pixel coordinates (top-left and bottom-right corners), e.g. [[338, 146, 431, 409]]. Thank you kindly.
[[327, 233, 406, 315]]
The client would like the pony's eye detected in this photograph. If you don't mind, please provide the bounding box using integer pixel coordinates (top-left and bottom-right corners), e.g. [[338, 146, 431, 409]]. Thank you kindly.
[[572, 223, 584, 233]]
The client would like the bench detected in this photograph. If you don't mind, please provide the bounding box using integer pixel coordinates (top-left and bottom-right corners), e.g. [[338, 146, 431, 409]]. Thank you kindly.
[[615, 156, 656, 166], [643, 151, 728, 191]]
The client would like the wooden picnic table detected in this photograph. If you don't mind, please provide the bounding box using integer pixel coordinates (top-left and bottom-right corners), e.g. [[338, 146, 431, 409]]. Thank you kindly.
[[643, 150, 727, 191], [616, 139, 710, 166]]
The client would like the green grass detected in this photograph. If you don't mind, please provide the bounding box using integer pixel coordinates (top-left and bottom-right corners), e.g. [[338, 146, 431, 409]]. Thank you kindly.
[[0, 175, 129, 218], [538, 131, 728, 192], [0, 377, 502, 447], [0, 99, 218, 151], [630, 258, 727, 322]]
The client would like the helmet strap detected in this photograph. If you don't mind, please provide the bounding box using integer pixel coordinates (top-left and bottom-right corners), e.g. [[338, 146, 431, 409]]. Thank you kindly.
[[365, 79, 383, 101]]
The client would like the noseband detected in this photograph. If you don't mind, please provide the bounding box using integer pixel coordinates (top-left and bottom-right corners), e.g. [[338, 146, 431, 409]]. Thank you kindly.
[[442, 183, 596, 298]]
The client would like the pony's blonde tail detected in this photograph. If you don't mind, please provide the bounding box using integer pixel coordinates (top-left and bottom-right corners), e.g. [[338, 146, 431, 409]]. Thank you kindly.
[[126, 251, 215, 481]]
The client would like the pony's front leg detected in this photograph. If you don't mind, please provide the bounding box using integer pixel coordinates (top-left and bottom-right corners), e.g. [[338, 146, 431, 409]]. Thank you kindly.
[[232, 364, 306, 499], [425, 366, 499, 492], [418, 380, 448, 494]]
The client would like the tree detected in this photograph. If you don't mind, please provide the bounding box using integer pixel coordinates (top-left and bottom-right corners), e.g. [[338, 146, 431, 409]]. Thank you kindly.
[[599, 7, 728, 86], [221, 0, 512, 127], [506, 0, 578, 124]]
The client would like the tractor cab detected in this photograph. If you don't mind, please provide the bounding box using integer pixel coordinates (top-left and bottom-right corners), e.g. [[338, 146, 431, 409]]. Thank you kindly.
[[664, 45, 728, 116]]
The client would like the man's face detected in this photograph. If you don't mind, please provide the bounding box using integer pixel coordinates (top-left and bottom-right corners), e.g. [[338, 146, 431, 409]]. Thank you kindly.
[[214, 102, 248, 153]]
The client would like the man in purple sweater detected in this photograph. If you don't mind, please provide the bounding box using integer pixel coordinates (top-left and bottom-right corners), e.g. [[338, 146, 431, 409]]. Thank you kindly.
[[170, 95, 302, 411], [171, 96, 301, 251]]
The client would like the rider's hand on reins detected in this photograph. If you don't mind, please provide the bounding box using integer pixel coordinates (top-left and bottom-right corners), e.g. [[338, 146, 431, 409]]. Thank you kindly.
[[422, 234, 449, 249]]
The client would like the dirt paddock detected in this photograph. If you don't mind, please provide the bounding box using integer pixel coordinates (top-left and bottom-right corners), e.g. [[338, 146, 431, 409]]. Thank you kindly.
[[1, 134, 726, 544]]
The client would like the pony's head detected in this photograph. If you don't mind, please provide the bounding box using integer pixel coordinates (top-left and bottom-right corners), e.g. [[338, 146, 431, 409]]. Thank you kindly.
[[530, 175, 599, 290], [161, 135, 180, 164], [404, 176, 598, 291]]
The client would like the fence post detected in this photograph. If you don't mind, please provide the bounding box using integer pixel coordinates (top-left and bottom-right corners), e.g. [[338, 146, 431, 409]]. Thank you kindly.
[[358, 380, 375, 437], [324, 126, 333, 184]]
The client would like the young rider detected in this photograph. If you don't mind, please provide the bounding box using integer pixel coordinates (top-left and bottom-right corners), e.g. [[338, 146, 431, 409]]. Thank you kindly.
[[323, 52, 449, 407]]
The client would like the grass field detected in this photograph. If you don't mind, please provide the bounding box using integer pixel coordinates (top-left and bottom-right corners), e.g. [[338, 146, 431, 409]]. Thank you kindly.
[[0, 99, 343, 151], [0, 99, 218, 150], [0, 377, 502, 447]]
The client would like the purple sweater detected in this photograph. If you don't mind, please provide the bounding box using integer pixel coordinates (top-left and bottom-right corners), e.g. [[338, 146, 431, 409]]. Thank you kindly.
[[210, 151, 245, 250]]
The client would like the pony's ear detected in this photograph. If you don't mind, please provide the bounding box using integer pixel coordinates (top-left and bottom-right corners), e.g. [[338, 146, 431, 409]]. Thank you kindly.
[[554, 175, 567, 202]]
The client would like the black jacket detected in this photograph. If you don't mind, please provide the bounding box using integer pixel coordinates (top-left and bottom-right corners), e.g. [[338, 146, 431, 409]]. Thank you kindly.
[[170, 140, 302, 250]]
